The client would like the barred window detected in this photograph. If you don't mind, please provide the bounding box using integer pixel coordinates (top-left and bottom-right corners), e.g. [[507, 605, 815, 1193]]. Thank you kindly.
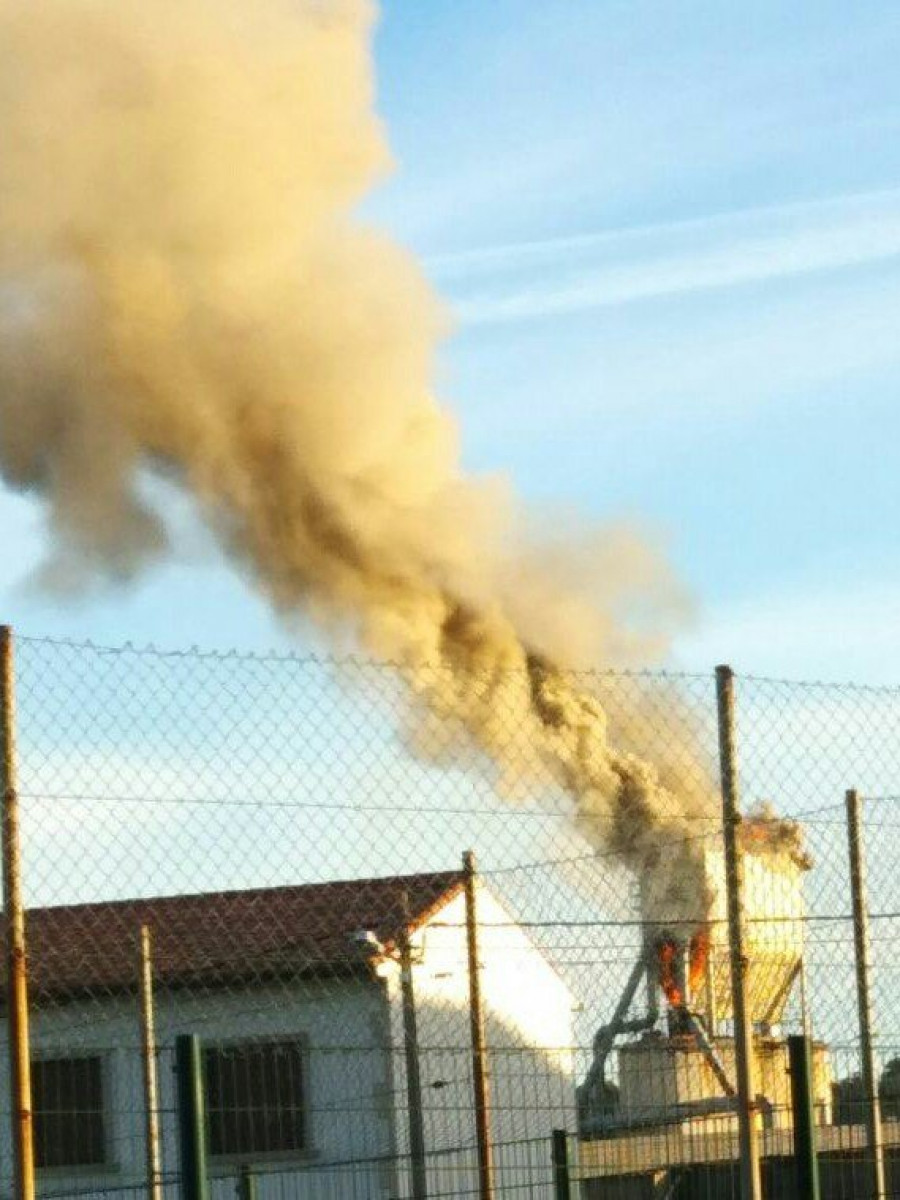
[[205, 1040, 307, 1156], [32, 1055, 107, 1169]]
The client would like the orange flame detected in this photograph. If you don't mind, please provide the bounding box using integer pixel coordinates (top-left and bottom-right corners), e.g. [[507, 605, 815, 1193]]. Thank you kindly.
[[657, 937, 682, 1007], [688, 929, 709, 995], [657, 928, 710, 1009]]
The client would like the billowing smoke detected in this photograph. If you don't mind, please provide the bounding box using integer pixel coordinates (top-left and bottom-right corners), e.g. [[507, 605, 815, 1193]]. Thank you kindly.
[[0, 0, 720, 924]]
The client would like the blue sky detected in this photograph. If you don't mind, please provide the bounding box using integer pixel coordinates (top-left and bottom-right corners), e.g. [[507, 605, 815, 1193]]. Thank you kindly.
[[4, 0, 900, 683]]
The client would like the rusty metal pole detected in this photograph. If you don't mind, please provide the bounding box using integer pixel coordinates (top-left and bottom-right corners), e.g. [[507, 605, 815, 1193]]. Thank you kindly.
[[846, 788, 886, 1200], [715, 665, 762, 1200], [2, 627, 35, 1200], [463, 850, 495, 1200], [139, 924, 163, 1200]]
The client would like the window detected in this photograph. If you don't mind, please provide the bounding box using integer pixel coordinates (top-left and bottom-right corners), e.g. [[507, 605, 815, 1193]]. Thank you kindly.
[[32, 1055, 107, 1169], [204, 1039, 307, 1157]]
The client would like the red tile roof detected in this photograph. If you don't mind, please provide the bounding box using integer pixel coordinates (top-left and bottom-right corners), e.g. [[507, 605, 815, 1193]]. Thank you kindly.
[[4, 871, 465, 1004]]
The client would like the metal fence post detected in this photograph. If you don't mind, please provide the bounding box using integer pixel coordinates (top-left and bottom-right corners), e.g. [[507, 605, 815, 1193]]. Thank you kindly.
[[399, 890, 428, 1200], [237, 1165, 257, 1200], [1, 626, 35, 1200], [139, 925, 163, 1200], [788, 1035, 821, 1200], [175, 1034, 209, 1200], [846, 788, 886, 1200], [552, 1129, 572, 1200], [463, 849, 495, 1200], [715, 665, 763, 1200]]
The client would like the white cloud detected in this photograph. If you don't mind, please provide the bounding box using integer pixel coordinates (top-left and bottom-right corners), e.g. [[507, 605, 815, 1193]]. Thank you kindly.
[[432, 188, 900, 326], [675, 573, 900, 685]]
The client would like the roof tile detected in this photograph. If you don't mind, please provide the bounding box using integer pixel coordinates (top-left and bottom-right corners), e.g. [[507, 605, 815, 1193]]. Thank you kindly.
[[3, 870, 464, 1003]]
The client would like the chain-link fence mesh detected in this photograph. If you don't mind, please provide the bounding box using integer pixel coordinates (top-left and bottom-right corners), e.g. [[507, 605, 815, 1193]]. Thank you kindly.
[[2, 633, 899, 1199]]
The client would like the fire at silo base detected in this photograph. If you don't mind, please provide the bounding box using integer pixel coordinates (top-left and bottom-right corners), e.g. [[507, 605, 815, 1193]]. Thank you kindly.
[[578, 816, 830, 1139]]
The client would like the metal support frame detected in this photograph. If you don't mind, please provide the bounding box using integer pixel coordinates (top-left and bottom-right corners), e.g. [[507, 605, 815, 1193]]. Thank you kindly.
[[581, 944, 740, 1134], [678, 1008, 735, 1098], [580, 953, 651, 1116], [760, 959, 802, 1031]]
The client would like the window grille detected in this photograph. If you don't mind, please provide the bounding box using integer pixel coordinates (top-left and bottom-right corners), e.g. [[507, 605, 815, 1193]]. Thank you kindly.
[[205, 1039, 307, 1157], [32, 1055, 106, 1169]]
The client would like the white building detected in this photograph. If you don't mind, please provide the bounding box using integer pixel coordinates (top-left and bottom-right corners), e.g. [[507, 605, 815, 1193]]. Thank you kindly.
[[0, 870, 577, 1198]]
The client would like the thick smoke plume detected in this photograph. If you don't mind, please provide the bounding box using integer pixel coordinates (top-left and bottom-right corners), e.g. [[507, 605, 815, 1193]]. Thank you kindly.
[[1, 0, 720, 924]]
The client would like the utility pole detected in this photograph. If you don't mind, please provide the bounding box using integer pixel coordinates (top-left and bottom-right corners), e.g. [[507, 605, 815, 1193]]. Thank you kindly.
[[1, 626, 35, 1200], [463, 850, 495, 1200], [715, 665, 762, 1200], [846, 788, 886, 1200], [399, 891, 428, 1200], [139, 925, 163, 1200]]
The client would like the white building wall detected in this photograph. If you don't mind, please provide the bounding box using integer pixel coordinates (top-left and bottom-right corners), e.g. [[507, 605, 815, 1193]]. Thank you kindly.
[[0, 978, 398, 1200], [386, 887, 577, 1198], [0, 888, 576, 1200]]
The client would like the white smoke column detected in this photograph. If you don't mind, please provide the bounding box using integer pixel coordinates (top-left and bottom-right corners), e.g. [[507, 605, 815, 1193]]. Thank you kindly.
[[0, 0, 715, 923]]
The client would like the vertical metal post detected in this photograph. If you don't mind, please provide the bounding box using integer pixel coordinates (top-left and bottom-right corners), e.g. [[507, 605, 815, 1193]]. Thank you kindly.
[[715, 665, 763, 1200], [463, 850, 495, 1200], [175, 1034, 209, 1200], [139, 925, 163, 1200], [1, 626, 35, 1200], [237, 1165, 257, 1200], [846, 788, 886, 1200], [788, 1035, 821, 1200], [399, 891, 428, 1200], [552, 1129, 572, 1200]]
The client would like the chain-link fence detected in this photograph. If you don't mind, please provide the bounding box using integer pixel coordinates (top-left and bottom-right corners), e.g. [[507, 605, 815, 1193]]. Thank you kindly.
[[1, 632, 899, 1200]]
